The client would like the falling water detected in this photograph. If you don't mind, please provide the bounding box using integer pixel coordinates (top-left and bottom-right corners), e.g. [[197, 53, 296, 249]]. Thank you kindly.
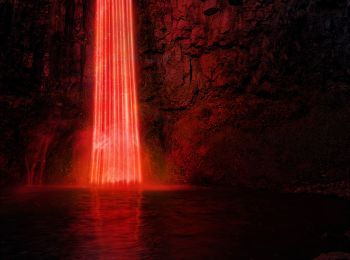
[[25, 135, 53, 185], [90, 0, 142, 184]]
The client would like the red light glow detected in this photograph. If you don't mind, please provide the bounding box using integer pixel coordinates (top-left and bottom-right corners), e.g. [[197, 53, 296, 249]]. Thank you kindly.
[[90, 0, 142, 184]]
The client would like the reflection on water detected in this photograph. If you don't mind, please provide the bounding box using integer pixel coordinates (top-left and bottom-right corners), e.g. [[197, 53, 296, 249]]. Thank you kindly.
[[0, 186, 349, 259], [70, 190, 142, 259]]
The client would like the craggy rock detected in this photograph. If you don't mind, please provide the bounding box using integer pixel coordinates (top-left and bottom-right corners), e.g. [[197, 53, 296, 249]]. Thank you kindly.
[[0, 0, 91, 184], [1, 0, 350, 194], [136, 0, 350, 191]]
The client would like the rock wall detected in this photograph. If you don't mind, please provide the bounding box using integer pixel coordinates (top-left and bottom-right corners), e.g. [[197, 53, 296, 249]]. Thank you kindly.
[[0, 0, 92, 184], [137, 0, 350, 191], [0, 0, 349, 193]]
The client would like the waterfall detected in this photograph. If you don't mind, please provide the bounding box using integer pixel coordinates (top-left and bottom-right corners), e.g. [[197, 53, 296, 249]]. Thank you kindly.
[[90, 0, 142, 184]]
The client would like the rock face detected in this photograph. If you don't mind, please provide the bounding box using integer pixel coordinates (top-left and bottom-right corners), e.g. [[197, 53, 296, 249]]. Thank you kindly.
[[0, 0, 92, 184], [1, 0, 350, 191], [136, 0, 350, 189]]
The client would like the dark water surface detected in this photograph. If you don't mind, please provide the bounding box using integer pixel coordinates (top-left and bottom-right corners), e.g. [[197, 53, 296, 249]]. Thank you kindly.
[[0, 186, 349, 259]]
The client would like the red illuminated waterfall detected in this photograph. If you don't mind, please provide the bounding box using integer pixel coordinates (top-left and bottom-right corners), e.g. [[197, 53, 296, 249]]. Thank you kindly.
[[90, 0, 142, 184]]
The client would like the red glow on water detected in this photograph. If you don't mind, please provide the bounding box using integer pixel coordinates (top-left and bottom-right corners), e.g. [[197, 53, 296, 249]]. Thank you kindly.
[[91, 0, 142, 184]]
